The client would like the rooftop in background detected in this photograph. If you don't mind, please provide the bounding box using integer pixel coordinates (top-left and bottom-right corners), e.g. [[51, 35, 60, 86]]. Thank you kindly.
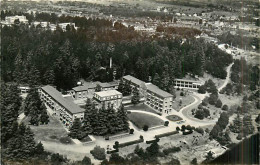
[[95, 90, 122, 97], [123, 75, 145, 86], [72, 81, 118, 92], [145, 83, 173, 98], [41, 85, 84, 114]]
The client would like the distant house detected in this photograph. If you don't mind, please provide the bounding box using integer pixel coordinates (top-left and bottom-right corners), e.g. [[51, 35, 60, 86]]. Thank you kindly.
[[18, 86, 31, 93], [5, 15, 28, 25], [93, 90, 122, 110], [39, 85, 85, 128]]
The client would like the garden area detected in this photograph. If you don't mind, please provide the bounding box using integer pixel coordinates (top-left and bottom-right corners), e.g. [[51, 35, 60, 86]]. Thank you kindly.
[[166, 115, 183, 121], [127, 112, 164, 129], [23, 115, 74, 145], [172, 90, 195, 111]]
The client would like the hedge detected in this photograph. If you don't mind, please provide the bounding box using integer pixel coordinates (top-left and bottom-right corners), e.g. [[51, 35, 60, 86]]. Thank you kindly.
[[154, 131, 178, 139], [182, 130, 193, 135], [163, 147, 181, 155], [107, 149, 119, 154], [114, 139, 144, 149], [146, 138, 160, 144]]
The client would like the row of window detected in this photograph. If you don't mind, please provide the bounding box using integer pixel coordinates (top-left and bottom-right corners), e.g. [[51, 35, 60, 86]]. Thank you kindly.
[[94, 94, 122, 101]]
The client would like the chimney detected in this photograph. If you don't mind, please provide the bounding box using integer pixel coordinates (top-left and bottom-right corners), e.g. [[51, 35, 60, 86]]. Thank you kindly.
[[110, 57, 112, 68]]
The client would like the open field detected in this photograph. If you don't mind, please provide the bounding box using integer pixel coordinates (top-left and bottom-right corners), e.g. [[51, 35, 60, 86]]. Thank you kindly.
[[172, 90, 195, 111], [23, 115, 74, 145], [127, 112, 164, 129], [125, 103, 161, 115]]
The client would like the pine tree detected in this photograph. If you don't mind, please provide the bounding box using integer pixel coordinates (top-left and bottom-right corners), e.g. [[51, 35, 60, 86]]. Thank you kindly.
[[28, 65, 41, 87], [95, 84, 102, 92], [106, 104, 118, 134], [89, 105, 99, 135], [44, 68, 55, 85], [1, 83, 21, 144], [35, 141, 44, 155], [146, 141, 159, 156], [152, 73, 161, 87], [29, 107, 40, 126], [116, 105, 129, 132], [69, 118, 82, 139], [82, 99, 93, 134], [40, 104, 49, 125], [22, 126, 36, 158], [24, 88, 49, 126], [95, 105, 108, 135], [123, 81, 132, 96], [117, 79, 124, 93], [13, 51, 24, 84], [229, 114, 242, 133], [131, 86, 140, 105]]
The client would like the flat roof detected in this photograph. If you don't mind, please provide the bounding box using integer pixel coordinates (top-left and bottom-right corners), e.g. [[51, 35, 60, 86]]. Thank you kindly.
[[95, 90, 122, 97], [175, 79, 201, 83], [41, 85, 84, 114], [72, 81, 118, 92], [123, 75, 144, 86], [146, 84, 173, 98]]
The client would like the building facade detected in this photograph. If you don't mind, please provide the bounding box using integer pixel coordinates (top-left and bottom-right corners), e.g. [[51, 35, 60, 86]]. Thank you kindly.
[[123, 75, 174, 114], [39, 85, 85, 128], [93, 90, 122, 110], [145, 83, 173, 114], [71, 81, 119, 100], [174, 79, 202, 89]]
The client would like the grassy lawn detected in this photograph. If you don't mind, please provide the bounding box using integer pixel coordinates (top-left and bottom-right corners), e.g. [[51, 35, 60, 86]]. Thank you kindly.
[[23, 115, 74, 145], [166, 115, 183, 121], [172, 90, 195, 111], [125, 103, 161, 115], [127, 112, 164, 129]]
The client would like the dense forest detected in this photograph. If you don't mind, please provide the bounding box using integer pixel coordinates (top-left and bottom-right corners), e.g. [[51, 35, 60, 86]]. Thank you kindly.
[[1, 11, 232, 92]]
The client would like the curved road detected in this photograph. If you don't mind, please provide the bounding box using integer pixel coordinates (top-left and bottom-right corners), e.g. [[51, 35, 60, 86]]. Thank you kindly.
[[176, 62, 234, 126]]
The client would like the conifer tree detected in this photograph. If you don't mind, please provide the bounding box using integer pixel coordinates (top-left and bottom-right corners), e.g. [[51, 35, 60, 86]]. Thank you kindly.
[[89, 105, 99, 134], [96, 104, 108, 135], [131, 86, 140, 105], [69, 118, 82, 139], [95, 84, 102, 92], [123, 81, 132, 96], [40, 105, 49, 125], [116, 105, 129, 131], [22, 126, 36, 158], [82, 99, 93, 134], [117, 79, 124, 94], [35, 141, 44, 155], [106, 104, 118, 134], [24, 88, 49, 125]]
